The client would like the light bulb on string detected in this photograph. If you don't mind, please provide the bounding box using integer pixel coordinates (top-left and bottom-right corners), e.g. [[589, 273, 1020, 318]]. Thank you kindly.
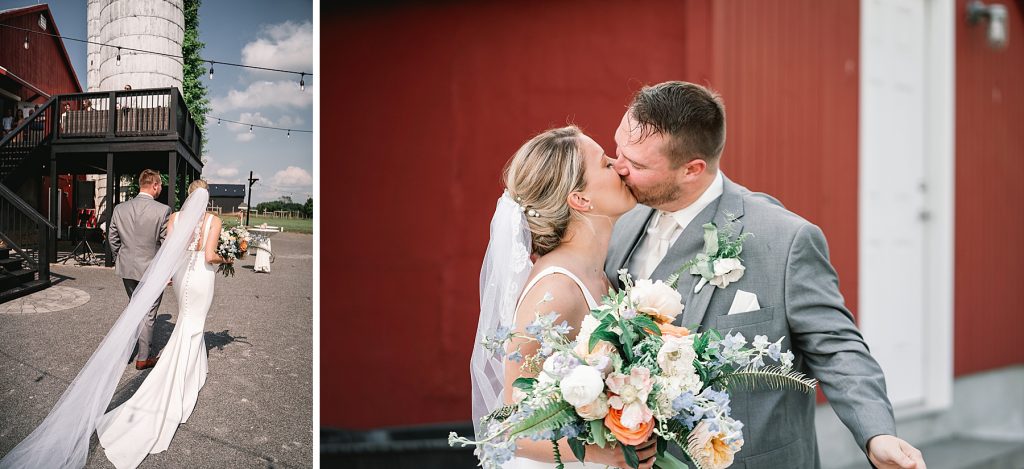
[[217, 119, 221, 126], [23, 35, 29, 50], [299, 73, 305, 92], [249, 125, 253, 134], [116, 47, 121, 66], [287, 130, 291, 138], [209, 61, 214, 80]]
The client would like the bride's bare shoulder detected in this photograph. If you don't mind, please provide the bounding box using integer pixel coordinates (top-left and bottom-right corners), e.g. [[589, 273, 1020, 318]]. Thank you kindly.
[[517, 267, 589, 326]]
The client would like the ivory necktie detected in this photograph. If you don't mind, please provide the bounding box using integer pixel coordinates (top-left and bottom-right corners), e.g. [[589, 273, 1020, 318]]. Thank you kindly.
[[638, 212, 677, 280]]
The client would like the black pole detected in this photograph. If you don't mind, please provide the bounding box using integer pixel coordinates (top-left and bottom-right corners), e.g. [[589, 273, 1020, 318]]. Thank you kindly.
[[246, 170, 258, 227]]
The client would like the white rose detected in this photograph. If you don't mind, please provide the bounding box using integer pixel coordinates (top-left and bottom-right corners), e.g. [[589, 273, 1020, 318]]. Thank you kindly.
[[710, 258, 745, 289], [575, 314, 600, 348], [631, 279, 684, 323], [657, 335, 697, 377], [575, 392, 609, 420], [559, 365, 605, 407]]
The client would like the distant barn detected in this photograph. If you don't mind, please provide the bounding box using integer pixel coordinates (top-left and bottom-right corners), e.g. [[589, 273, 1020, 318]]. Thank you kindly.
[[208, 184, 245, 213]]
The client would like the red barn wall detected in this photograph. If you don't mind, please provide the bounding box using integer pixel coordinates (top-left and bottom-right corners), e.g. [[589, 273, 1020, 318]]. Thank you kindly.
[[953, 0, 1024, 376], [324, 0, 859, 429], [0, 7, 82, 99]]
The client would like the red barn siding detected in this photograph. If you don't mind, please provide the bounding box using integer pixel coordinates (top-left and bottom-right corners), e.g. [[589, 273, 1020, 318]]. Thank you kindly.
[[954, 0, 1024, 376], [325, 0, 860, 429], [0, 6, 82, 99], [711, 0, 861, 319]]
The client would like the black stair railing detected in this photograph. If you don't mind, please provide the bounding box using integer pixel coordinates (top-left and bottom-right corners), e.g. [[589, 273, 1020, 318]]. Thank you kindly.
[[0, 182, 54, 292], [0, 98, 56, 183]]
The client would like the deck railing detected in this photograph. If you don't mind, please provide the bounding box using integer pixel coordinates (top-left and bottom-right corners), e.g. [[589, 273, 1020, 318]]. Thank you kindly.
[[54, 87, 202, 156]]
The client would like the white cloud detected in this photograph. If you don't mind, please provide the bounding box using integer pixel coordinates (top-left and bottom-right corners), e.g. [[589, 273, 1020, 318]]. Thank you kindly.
[[229, 112, 274, 142], [241, 21, 313, 75], [215, 167, 239, 178], [277, 115, 304, 128], [211, 80, 313, 113], [272, 166, 313, 189]]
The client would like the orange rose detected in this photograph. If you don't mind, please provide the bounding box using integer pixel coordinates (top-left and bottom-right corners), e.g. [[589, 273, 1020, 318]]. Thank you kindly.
[[239, 240, 249, 251], [604, 407, 654, 446], [658, 323, 690, 338]]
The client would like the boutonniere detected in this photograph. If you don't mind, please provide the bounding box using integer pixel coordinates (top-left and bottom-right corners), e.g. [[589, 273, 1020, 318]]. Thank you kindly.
[[672, 219, 752, 294]]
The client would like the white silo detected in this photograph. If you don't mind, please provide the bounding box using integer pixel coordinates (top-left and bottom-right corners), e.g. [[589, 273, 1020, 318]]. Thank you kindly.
[[85, 0, 185, 211], [86, 0, 184, 92]]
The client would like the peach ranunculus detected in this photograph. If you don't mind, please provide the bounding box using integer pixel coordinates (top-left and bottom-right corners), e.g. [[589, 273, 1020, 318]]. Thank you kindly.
[[604, 406, 654, 446], [686, 420, 743, 469], [575, 392, 610, 420], [631, 279, 684, 324], [657, 323, 690, 338]]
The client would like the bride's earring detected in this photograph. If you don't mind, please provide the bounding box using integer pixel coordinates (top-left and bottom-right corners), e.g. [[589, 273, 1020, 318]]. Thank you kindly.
[[589, 205, 594, 210]]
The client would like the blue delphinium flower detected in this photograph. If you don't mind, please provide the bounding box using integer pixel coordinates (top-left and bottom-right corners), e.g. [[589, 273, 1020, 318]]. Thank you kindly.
[[672, 391, 696, 412], [508, 350, 523, 363], [525, 323, 542, 337], [721, 332, 747, 351], [767, 341, 782, 361], [561, 423, 581, 439]]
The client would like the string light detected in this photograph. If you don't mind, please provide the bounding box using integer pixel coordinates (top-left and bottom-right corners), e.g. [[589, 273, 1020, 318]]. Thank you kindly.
[[208, 61, 214, 80], [1, 23, 312, 80], [207, 115, 313, 136]]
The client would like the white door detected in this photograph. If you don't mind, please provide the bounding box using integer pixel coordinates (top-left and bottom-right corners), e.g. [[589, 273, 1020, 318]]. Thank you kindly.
[[859, 0, 929, 409]]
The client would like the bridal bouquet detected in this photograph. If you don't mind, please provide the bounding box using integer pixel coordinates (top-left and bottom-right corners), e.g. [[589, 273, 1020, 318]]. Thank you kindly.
[[450, 270, 816, 469], [216, 226, 250, 277]]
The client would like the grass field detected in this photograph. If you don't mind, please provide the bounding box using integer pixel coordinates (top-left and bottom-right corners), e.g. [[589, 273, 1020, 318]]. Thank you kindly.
[[221, 215, 314, 234]]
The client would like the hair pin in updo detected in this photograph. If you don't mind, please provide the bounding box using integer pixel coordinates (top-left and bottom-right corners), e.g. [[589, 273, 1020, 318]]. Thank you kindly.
[[505, 189, 541, 218]]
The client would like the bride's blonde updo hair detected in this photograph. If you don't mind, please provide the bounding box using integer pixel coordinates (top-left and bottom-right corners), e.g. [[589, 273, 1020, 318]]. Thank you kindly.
[[188, 179, 208, 195], [503, 126, 587, 256]]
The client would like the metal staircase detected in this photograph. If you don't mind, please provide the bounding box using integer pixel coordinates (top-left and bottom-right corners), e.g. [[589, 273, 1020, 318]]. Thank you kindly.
[[0, 99, 56, 302]]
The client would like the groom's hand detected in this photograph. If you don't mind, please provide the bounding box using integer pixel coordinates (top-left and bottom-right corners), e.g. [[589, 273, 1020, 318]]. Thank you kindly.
[[868, 435, 926, 469]]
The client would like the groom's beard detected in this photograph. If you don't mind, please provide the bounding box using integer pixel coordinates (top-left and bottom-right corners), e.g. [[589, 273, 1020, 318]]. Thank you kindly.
[[628, 179, 682, 208]]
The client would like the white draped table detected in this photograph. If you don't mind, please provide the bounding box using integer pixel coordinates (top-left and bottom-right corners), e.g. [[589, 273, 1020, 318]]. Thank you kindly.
[[247, 227, 282, 273]]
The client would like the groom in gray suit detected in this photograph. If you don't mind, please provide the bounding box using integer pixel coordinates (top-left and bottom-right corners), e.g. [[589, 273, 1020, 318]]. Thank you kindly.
[[605, 82, 926, 468], [108, 169, 171, 371]]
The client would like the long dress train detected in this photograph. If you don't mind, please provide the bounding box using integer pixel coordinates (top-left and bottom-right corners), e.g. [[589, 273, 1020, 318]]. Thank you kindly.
[[96, 213, 216, 469]]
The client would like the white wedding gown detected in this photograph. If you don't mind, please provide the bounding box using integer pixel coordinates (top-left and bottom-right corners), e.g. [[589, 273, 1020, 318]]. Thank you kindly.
[[96, 213, 216, 469], [507, 266, 602, 469]]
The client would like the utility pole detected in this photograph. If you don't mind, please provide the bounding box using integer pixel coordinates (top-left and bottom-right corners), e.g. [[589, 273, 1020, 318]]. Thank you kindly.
[[246, 170, 259, 227]]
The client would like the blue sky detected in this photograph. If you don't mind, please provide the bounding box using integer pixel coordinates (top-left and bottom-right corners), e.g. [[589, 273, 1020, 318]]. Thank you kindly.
[[33, 0, 314, 204]]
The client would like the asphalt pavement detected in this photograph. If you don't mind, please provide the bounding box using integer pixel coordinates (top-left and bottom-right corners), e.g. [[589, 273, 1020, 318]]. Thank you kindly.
[[0, 232, 313, 468]]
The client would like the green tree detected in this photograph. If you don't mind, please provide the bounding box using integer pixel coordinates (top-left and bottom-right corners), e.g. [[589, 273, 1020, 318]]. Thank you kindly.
[[303, 197, 313, 218], [182, 0, 210, 156]]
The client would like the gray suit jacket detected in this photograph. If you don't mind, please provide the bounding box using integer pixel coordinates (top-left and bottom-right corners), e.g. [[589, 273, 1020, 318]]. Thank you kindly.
[[606, 176, 895, 468], [108, 193, 171, 281]]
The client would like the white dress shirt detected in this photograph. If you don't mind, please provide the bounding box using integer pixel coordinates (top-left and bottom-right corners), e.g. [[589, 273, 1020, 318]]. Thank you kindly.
[[628, 170, 725, 279]]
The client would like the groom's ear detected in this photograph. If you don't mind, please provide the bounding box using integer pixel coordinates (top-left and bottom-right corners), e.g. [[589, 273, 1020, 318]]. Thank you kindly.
[[683, 158, 708, 177]]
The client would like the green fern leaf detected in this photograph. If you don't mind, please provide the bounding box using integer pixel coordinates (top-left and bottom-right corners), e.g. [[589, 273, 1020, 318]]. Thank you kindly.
[[507, 401, 577, 441], [715, 366, 818, 393]]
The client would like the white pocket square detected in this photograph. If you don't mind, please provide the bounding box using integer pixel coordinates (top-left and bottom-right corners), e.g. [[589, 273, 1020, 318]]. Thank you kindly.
[[727, 290, 760, 315]]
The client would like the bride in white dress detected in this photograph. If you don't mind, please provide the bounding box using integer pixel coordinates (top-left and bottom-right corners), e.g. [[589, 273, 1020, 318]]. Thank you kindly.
[[96, 179, 227, 468], [471, 126, 657, 468], [0, 184, 221, 469]]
